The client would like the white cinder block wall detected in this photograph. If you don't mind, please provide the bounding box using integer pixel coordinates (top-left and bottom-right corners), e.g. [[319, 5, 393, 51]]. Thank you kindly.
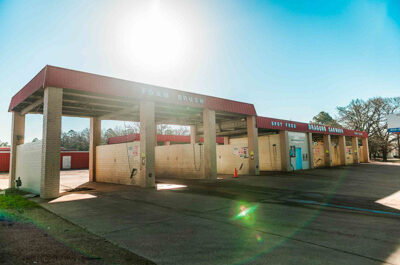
[[16, 142, 42, 194], [96, 143, 205, 181], [96, 142, 141, 185], [96, 135, 286, 184], [217, 144, 249, 175], [156, 144, 204, 178], [230, 135, 282, 171]]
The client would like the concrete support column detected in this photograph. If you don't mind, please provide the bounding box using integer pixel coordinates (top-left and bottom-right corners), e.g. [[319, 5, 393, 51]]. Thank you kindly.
[[323, 135, 332, 167], [155, 125, 158, 146], [362, 138, 370, 163], [139, 101, 156, 188], [280, 130, 290, 171], [40, 87, 63, 199], [352, 137, 360, 164], [9, 112, 25, 188], [247, 116, 260, 175], [223, 137, 229, 145], [338, 136, 347, 165], [308, 133, 314, 169], [89, 117, 101, 182], [190, 125, 198, 144], [202, 109, 217, 180]]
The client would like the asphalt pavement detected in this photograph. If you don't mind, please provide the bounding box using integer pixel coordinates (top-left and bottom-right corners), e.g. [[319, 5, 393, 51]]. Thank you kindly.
[[36, 163, 400, 265]]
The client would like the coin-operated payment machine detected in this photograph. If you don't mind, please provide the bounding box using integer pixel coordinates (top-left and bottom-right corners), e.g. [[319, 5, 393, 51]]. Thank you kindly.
[[250, 150, 255, 160], [289, 146, 296, 157], [141, 152, 146, 165], [289, 145, 296, 171]]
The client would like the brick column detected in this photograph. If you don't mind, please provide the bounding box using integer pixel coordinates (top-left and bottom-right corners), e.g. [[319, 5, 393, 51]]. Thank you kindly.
[[155, 125, 158, 146], [89, 117, 101, 182], [308, 133, 314, 169], [362, 138, 370, 163], [247, 116, 260, 175], [9, 112, 25, 188], [352, 137, 360, 164], [203, 109, 217, 180], [338, 136, 347, 165], [40, 87, 63, 199], [139, 101, 156, 188], [280, 130, 290, 171], [190, 125, 198, 144], [323, 134, 332, 167]]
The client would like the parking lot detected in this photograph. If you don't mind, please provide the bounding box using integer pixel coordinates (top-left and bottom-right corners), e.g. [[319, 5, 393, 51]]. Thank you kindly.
[[0, 170, 89, 193], [29, 162, 399, 265]]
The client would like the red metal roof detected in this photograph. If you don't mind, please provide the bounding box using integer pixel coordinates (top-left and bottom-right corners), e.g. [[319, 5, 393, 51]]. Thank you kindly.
[[108, 134, 225, 145], [8, 66, 368, 138], [9, 65, 257, 116], [256, 116, 368, 138], [8, 67, 46, 112]]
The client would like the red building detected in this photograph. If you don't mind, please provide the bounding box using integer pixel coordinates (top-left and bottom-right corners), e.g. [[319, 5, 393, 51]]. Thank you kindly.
[[0, 148, 10, 172], [0, 147, 88, 172]]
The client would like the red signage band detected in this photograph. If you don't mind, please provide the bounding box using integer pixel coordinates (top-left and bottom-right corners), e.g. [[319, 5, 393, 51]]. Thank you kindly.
[[256, 117, 367, 138]]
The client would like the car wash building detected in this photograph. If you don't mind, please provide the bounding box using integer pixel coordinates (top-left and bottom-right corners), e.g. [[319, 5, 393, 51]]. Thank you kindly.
[[8, 66, 369, 198], [255, 117, 369, 171], [8, 66, 259, 198]]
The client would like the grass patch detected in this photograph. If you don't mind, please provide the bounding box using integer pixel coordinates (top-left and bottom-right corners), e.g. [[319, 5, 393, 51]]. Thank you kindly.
[[0, 189, 38, 220], [0, 194, 38, 210], [0, 189, 154, 264]]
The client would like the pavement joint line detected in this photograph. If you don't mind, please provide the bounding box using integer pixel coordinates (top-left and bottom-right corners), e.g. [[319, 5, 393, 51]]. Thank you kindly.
[[287, 199, 400, 217], [251, 228, 396, 265], [100, 217, 174, 236], [90, 190, 396, 264], [202, 206, 232, 213]]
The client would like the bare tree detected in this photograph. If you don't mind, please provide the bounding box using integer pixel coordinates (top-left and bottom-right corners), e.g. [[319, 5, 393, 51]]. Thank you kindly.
[[157, 124, 170, 135], [337, 97, 400, 161], [157, 124, 189, 135], [0, 141, 9, 147], [337, 99, 376, 133], [61, 129, 90, 151]]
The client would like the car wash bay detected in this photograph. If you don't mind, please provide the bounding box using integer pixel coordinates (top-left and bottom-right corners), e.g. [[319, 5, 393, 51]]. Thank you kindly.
[[8, 66, 369, 199], [8, 66, 260, 198]]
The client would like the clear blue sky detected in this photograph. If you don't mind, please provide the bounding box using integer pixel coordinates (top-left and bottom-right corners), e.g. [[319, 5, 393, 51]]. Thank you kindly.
[[1, 0, 399, 142]]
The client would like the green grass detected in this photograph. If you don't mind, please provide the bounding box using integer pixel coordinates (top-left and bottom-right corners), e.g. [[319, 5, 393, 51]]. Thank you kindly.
[[0, 195, 37, 210], [0, 189, 37, 211]]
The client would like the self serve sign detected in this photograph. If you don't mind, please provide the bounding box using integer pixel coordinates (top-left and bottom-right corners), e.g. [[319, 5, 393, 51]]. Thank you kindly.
[[388, 114, 400, 133]]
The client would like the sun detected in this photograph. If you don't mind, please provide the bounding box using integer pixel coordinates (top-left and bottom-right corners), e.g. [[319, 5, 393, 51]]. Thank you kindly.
[[116, 0, 188, 71]]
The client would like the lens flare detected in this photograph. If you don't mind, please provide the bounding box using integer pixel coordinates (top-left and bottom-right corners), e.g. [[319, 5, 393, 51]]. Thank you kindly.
[[233, 203, 258, 223], [256, 234, 264, 245]]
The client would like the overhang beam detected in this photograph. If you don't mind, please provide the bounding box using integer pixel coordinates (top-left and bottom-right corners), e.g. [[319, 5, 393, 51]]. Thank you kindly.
[[20, 98, 44, 115], [99, 106, 139, 120]]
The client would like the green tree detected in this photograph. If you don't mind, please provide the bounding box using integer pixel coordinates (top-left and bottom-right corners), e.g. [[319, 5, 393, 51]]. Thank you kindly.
[[311, 111, 341, 127]]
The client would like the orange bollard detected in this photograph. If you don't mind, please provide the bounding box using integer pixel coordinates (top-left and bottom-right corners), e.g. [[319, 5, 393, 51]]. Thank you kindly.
[[234, 168, 238, 178]]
